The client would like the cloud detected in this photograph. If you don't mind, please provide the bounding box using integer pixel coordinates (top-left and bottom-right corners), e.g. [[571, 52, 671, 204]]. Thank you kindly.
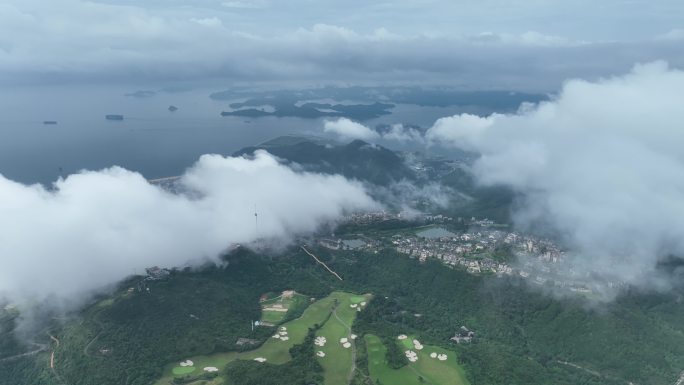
[[374, 180, 454, 218], [381, 124, 425, 143], [190, 17, 223, 27], [657, 28, 684, 41], [322, 120, 429, 144], [324, 118, 380, 141], [0, 0, 683, 89], [221, 1, 266, 9], [0, 150, 376, 305], [426, 114, 499, 148], [425, 61, 684, 295]]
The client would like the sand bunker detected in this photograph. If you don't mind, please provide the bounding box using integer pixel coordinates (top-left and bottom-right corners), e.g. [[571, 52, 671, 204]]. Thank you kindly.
[[351, 334, 357, 340], [314, 336, 327, 346], [179, 360, 194, 367], [203, 367, 219, 372], [350, 304, 358, 308], [342, 342, 352, 349], [254, 357, 267, 363], [405, 350, 418, 362], [397, 334, 408, 340], [430, 352, 437, 358], [275, 329, 290, 341], [438, 353, 448, 361], [316, 351, 326, 357], [413, 339, 424, 350], [340, 337, 348, 344]]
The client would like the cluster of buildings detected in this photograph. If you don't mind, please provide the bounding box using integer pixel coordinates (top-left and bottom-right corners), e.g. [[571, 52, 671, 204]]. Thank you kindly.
[[343, 211, 402, 225], [343, 210, 461, 225], [331, 210, 627, 297], [391, 225, 628, 296], [145, 266, 171, 280], [450, 326, 475, 344], [392, 227, 564, 276]]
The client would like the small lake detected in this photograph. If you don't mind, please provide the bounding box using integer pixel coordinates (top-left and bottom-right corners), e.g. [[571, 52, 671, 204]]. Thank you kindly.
[[417, 227, 456, 239], [342, 239, 366, 249]]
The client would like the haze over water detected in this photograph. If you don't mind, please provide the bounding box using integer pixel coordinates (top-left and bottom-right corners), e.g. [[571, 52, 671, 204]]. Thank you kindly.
[[0, 86, 469, 185]]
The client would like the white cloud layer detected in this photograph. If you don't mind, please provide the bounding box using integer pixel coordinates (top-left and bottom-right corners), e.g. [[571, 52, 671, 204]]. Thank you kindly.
[[323, 119, 428, 145], [426, 62, 684, 291], [0, 0, 683, 89], [0, 150, 376, 303], [324, 118, 380, 141]]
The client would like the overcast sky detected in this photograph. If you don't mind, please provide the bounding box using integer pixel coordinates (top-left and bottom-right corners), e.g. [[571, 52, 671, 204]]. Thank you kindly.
[[1, 0, 683, 89]]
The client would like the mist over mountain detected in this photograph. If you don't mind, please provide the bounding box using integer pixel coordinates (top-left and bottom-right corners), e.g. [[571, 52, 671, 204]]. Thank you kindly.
[[0, 151, 376, 307], [3, 2, 684, 385], [234, 136, 416, 186], [425, 62, 684, 296]]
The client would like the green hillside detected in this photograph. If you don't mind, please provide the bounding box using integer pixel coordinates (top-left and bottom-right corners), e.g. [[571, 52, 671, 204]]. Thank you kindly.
[[234, 137, 416, 186], [4, 246, 684, 385]]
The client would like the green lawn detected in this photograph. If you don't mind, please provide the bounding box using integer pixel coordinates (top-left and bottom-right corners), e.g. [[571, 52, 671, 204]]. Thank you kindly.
[[171, 366, 196, 375], [155, 353, 238, 385], [365, 334, 470, 385], [155, 292, 371, 385], [243, 293, 338, 364], [400, 338, 415, 350], [315, 292, 372, 385], [260, 293, 309, 324]]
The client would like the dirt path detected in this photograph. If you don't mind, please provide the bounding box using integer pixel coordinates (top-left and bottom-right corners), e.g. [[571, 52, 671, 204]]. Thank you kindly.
[[674, 370, 684, 385], [0, 343, 48, 363], [556, 361, 601, 377], [83, 331, 102, 357], [556, 360, 633, 384], [407, 365, 436, 385], [301, 246, 343, 281], [49, 334, 59, 369], [48, 333, 68, 385]]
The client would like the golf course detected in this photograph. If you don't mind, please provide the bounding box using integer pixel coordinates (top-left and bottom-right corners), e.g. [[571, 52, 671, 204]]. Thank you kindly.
[[365, 334, 470, 385], [154, 291, 370, 385], [154, 290, 469, 385]]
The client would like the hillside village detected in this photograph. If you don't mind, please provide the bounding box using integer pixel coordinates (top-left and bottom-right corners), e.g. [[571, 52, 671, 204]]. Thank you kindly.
[[326, 212, 625, 297]]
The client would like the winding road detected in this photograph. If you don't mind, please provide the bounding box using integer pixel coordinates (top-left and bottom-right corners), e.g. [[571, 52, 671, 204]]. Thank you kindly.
[[48, 333, 68, 385]]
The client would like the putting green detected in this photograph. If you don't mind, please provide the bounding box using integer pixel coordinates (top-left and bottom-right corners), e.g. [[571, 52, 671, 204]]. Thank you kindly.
[[155, 353, 238, 385], [349, 295, 366, 304], [400, 338, 414, 349], [171, 366, 196, 375], [365, 334, 470, 385]]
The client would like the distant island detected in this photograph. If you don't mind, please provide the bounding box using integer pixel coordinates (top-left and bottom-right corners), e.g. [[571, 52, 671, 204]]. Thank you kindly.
[[125, 90, 156, 98], [211, 86, 548, 119], [105, 115, 124, 121], [220, 98, 394, 120]]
